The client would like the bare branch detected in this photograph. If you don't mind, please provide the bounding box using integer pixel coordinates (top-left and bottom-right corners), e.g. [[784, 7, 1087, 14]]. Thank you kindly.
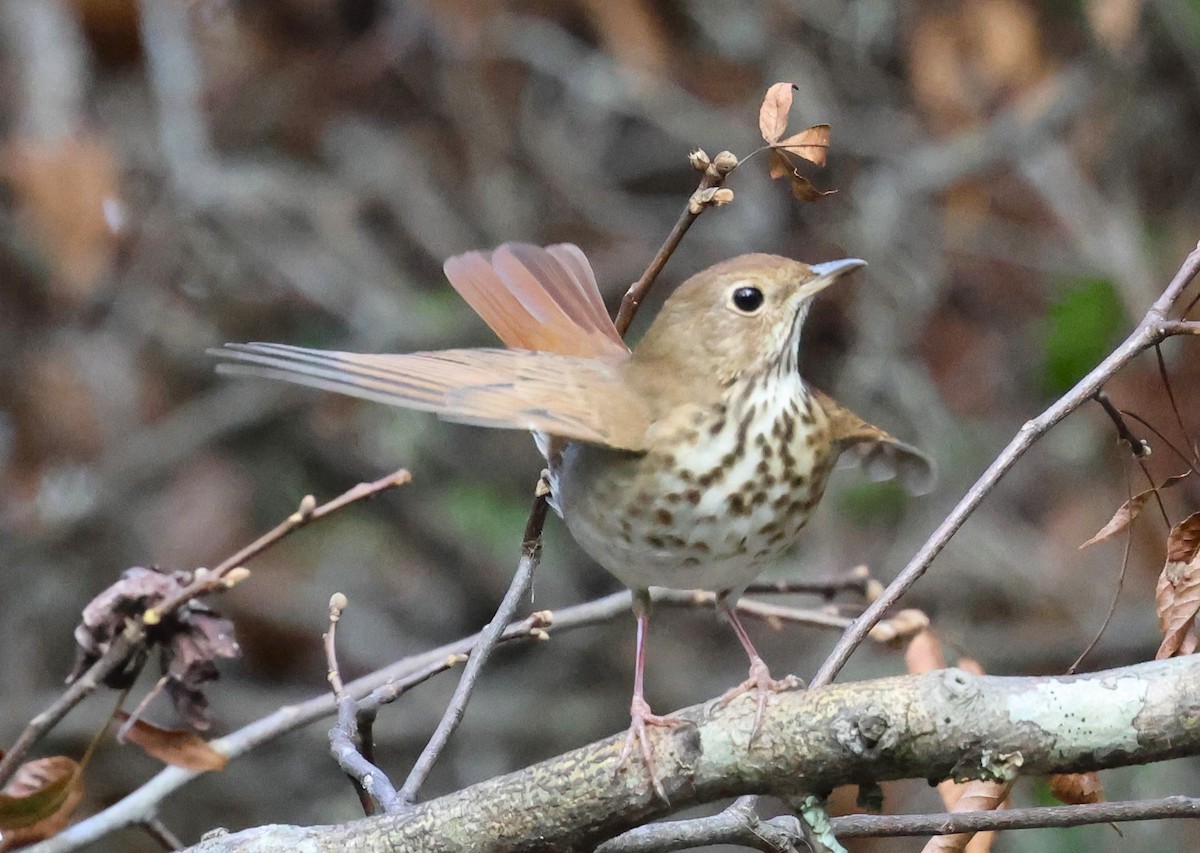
[[598, 796, 804, 853], [829, 796, 1200, 837], [323, 593, 402, 816], [398, 488, 550, 803], [813, 240, 1200, 688], [613, 154, 737, 335], [0, 470, 412, 790], [177, 656, 1200, 852], [26, 585, 875, 853]]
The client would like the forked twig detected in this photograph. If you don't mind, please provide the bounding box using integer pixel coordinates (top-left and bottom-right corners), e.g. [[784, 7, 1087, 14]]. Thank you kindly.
[[812, 241, 1200, 687]]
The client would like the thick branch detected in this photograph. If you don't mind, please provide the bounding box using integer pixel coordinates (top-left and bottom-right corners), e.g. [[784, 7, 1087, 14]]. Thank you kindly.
[[180, 655, 1200, 853]]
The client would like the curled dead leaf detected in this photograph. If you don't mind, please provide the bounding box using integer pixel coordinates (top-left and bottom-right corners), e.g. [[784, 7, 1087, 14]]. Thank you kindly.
[[0, 756, 83, 849], [1166, 509, 1200, 564], [775, 124, 831, 167], [768, 148, 792, 180], [788, 172, 837, 202], [956, 658, 985, 677], [904, 628, 947, 673], [1155, 514, 1200, 659], [1079, 471, 1189, 549], [1079, 492, 1151, 549], [869, 608, 930, 644], [114, 712, 228, 772], [766, 148, 836, 201], [71, 566, 240, 729], [924, 778, 1013, 853], [1048, 771, 1104, 805], [759, 82, 796, 144]]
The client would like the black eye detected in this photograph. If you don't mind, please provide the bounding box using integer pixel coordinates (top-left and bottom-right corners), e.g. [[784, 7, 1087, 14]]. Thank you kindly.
[[731, 286, 764, 313]]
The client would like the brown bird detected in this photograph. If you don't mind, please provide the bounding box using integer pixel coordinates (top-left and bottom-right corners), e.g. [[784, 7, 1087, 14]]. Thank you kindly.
[[215, 243, 932, 797]]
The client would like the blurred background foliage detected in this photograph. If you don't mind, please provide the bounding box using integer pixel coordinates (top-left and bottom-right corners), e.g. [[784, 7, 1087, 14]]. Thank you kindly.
[[1, 0, 1199, 850]]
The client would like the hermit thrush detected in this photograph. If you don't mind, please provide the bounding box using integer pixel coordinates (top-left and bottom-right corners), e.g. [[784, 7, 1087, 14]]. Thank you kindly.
[[215, 243, 932, 797]]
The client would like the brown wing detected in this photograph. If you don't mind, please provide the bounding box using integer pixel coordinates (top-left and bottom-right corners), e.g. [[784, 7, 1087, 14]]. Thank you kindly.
[[442, 242, 628, 359], [813, 389, 935, 495], [214, 342, 650, 451]]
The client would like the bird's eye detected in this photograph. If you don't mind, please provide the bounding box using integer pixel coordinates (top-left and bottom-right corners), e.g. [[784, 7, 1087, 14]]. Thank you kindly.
[[730, 286, 765, 314]]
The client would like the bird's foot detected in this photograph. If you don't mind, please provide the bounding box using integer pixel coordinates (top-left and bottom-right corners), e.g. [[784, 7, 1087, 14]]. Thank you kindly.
[[715, 656, 803, 741], [616, 695, 691, 802]]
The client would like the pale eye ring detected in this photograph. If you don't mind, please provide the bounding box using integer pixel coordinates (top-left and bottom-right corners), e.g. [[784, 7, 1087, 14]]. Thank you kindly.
[[730, 285, 765, 314]]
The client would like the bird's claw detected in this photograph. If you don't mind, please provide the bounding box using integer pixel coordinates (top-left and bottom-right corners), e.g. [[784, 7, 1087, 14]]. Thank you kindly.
[[616, 696, 690, 802], [715, 656, 803, 741]]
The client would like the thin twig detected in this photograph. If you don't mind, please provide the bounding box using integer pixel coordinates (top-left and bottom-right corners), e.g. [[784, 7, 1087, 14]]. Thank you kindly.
[[1093, 392, 1169, 524], [139, 816, 184, 851], [597, 796, 803, 853], [1156, 319, 1200, 336], [744, 565, 877, 599], [37, 583, 870, 852], [398, 487, 550, 803], [1154, 344, 1197, 459], [600, 794, 1200, 850], [812, 240, 1200, 688], [323, 593, 402, 815], [117, 675, 171, 741], [146, 468, 413, 624], [0, 624, 143, 788], [1068, 457, 1134, 673], [1093, 391, 1150, 458], [613, 156, 737, 335], [0, 469, 412, 791], [828, 795, 1200, 838], [1116, 410, 1200, 478]]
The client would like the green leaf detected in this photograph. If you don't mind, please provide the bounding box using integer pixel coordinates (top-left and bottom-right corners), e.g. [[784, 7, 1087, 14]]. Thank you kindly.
[[1042, 277, 1124, 395]]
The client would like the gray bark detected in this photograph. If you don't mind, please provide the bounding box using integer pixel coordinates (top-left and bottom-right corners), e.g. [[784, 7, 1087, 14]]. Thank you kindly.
[[182, 656, 1200, 852]]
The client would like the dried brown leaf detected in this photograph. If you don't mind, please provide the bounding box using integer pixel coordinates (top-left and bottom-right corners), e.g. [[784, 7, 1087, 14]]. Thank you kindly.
[[1166, 510, 1200, 563], [1048, 771, 1104, 805], [768, 148, 793, 180], [789, 172, 837, 202], [774, 124, 831, 166], [71, 566, 239, 729], [1078, 491, 1152, 549], [759, 82, 795, 144], [115, 713, 228, 772], [1079, 472, 1190, 550], [767, 147, 836, 202], [1155, 511, 1200, 659], [955, 658, 986, 677], [0, 756, 83, 848], [869, 608, 930, 643], [923, 779, 1013, 853], [904, 628, 947, 673]]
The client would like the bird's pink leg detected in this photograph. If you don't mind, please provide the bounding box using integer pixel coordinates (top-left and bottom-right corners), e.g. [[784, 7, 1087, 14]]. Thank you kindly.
[[715, 593, 802, 739], [617, 589, 689, 800]]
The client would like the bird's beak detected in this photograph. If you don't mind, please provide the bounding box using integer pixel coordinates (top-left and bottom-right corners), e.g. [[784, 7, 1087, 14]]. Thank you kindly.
[[798, 258, 867, 299]]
